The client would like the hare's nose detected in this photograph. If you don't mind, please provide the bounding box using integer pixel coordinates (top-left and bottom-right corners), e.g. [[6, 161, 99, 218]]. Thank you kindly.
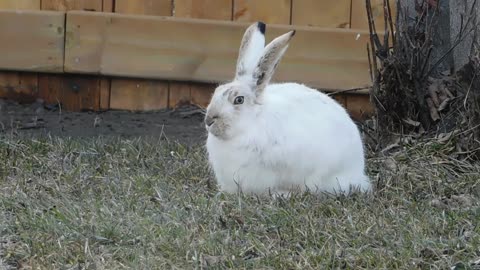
[[205, 115, 218, 127]]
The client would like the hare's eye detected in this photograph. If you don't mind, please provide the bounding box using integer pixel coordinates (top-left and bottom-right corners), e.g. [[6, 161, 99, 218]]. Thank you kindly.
[[234, 96, 244, 105]]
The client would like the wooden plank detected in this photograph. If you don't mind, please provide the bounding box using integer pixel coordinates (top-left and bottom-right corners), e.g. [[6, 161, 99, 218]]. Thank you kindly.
[[60, 75, 100, 111], [110, 0, 173, 111], [99, 2, 113, 110], [38, 0, 106, 112], [174, 0, 231, 108], [190, 83, 215, 109], [169, 82, 192, 108], [233, 0, 291, 24], [114, 0, 172, 16], [41, 0, 102, 11], [351, 0, 397, 30], [0, 10, 65, 72], [174, 0, 232, 20], [38, 75, 62, 105], [346, 94, 374, 120], [65, 11, 374, 91], [103, 0, 114, 13], [110, 79, 168, 111], [0, 2, 41, 103], [332, 94, 347, 107], [292, 0, 351, 28], [0, 0, 41, 9], [38, 74, 101, 111], [99, 78, 111, 110], [0, 72, 38, 103]]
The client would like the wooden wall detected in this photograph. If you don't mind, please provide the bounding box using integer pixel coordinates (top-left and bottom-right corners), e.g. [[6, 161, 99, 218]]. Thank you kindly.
[[0, 0, 393, 120]]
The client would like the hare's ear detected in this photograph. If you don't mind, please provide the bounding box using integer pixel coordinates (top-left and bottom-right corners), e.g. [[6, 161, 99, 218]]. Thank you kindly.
[[235, 22, 266, 81], [253, 30, 295, 94]]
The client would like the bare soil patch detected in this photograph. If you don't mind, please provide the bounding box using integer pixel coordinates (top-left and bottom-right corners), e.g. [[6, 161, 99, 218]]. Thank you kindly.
[[0, 99, 207, 146]]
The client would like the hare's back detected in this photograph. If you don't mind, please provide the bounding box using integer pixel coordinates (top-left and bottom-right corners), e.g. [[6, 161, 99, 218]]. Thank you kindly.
[[263, 83, 352, 123], [261, 82, 362, 161]]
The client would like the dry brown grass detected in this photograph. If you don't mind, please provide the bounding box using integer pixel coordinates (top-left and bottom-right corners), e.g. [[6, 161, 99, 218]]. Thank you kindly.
[[0, 134, 479, 269]]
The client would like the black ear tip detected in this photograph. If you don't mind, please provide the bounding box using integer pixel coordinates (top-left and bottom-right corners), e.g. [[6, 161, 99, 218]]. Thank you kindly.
[[257, 22, 266, 35], [291, 30, 296, 37]]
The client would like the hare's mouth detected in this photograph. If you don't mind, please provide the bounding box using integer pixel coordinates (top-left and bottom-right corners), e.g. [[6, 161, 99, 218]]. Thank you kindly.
[[207, 122, 229, 140]]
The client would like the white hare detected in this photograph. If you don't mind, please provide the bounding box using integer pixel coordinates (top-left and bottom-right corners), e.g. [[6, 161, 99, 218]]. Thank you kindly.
[[205, 22, 371, 195]]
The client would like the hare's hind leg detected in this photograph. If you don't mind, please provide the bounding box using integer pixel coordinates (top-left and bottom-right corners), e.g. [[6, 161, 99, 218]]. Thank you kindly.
[[329, 172, 371, 194], [216, 166, 279, 195]]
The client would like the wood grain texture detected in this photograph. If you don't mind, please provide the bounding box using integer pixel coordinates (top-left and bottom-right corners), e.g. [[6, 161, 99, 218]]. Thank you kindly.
[[103, 0, 114, 12], [233, 0, 291, 24], [38, 74, 100, 111], [100, 78, 111, 110], [169, 82, 192, 108], [109, 0, 173, 111], [0, 10, 65, 72], [0, 2, 41, 103], [38, 74, 62, 105], [332, 94, 347, 107], [41, 0, 102, 11], [351, 0, 396, 30], [0, 72, 38, 103], [115, 0, 172, 16], [38, 0, 106, 112], [65, 11, 374, 91], [190, 83, 215, 109], [346, 94, 374, 120], [0, 0, 40, 9], [110, 79, 169, 111], [292, 0, 351, 28], [174, 0, 230, 108], [174, 0, 232, 20]]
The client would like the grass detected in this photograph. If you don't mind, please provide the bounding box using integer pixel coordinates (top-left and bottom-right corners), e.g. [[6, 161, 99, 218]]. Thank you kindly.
[[0, 135, 479, 269]]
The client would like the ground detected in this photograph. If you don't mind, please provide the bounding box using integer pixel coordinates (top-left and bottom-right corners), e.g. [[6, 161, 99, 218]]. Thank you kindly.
[[0, 100, 480, 269], [0, 99, 207, 146]]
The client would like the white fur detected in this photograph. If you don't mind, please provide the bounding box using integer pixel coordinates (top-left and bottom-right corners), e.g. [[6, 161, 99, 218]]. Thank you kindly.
[[205, 23, 371, 195]]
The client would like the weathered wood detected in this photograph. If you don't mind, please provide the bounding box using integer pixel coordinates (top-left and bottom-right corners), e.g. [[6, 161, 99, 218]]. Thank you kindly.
[[332, 94, 347, 107], [115, 0, 172, 16], [0, 72, 38, 103], [0, 0, 40, 9], [108, 0, 172, 111], [351, 0, 397, 30], [100, 78, 110, 110], [64, 11, 374, 92], [0, 1, 41, 102], [38, 75, 62, 105], [103, 0, 114, 13], [233, 0, 291, 24], [41, 0, 102, 11], [0, 10, 65, 72], [292, 0, 351, 28], [190, 83, 215, 109], [174, 0, 232, 20], [346, 94, 374, 120], [169, 82, 192, 108], [110, 79, 169, 111], [38, 74, 100, 111], [174, 0, 231, 108], [38, 0, 106, 112]]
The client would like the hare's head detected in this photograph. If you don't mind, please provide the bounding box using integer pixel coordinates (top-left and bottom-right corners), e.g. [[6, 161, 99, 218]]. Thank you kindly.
[[205, 22, 295, 140]]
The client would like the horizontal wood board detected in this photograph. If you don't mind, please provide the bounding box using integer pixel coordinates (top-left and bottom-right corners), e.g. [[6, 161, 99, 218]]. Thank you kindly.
[[0, 9, 65, 72], [65, 11, 375, 92]]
